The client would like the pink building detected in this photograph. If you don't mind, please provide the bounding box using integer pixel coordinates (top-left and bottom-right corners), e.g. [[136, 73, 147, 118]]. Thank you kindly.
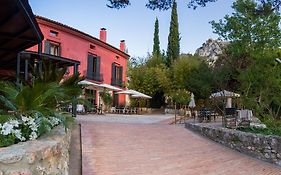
[[28, 16, 130, 107]]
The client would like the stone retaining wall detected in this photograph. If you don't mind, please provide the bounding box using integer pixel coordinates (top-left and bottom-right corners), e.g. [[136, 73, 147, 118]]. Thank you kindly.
[[186, 122, 281, 167], [0, 125, 71, 175]]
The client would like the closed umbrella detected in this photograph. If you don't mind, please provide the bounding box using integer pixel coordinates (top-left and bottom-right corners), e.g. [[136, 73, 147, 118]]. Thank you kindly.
[[188, 93, 196, 108]]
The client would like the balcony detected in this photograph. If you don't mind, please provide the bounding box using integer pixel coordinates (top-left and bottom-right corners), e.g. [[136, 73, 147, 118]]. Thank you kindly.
[[86, 71, 103, 82], [111, 78, 125, 88]]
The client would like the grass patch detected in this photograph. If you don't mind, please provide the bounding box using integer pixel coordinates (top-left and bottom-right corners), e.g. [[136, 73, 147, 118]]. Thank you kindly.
[[238, 118, 281, 137], [238, 127, 281, 137]]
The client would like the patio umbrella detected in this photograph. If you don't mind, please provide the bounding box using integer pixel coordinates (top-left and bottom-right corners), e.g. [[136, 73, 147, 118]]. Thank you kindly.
[[188, 93, 196, 108], [131, 93, 152, 99], [99, 84, 122, 91], [117, 89, 141, 95], [78, 80, 100, 89], [210, 90, 240, 108], [117, 89, 151, 99], [210, 90, 240, 98], [118, 89, 151, 109]]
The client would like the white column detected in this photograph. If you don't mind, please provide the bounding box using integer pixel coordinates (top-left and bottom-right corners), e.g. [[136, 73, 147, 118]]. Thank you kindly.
[[96, 90, 100, 107], [226, 97, 232, 108]]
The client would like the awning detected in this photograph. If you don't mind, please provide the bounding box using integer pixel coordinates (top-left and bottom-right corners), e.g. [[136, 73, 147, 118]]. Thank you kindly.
[[20, 51, 80, 67], [0, 0, 43, 69]]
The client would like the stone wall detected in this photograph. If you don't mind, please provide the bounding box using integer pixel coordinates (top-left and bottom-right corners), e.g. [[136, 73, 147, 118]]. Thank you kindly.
[[186, 122, 281, 167], [0, 125, 71, 175]]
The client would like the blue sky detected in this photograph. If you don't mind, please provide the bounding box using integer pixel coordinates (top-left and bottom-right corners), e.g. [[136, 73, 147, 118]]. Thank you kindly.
[[29, 0, 234, 58]]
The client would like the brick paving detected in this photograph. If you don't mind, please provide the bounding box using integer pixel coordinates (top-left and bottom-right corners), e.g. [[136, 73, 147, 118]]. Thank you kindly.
[[80, 116, 281, 175]]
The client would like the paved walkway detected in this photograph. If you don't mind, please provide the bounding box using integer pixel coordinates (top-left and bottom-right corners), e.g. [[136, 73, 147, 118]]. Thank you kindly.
[[79, 114, 281, 175]]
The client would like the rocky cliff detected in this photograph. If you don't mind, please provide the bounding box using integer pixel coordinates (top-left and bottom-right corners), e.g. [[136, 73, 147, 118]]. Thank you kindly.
[[195, 39, 228, 65]]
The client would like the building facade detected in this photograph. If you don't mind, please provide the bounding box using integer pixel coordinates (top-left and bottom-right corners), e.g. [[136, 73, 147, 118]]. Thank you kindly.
[[28, 16, 130, 107]]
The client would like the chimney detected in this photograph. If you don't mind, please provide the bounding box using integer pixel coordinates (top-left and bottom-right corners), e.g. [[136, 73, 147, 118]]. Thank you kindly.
[[120, 40, 125, 52], [100, 28, 107, 42]]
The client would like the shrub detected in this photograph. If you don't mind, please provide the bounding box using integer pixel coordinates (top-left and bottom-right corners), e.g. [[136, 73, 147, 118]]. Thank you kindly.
[[0, 72, 82, 147]]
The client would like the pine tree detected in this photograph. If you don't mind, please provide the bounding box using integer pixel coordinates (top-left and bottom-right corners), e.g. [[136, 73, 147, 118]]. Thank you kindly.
[[152, 17, 161, 57], [166, 0, 180, 66]]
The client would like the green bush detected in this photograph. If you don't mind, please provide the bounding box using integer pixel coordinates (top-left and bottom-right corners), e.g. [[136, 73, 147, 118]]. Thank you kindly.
[[0, 134, 16, 147]]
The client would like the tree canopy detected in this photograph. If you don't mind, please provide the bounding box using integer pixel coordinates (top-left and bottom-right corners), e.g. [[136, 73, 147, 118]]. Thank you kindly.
[[166, 1, 180, 66], [107, 0, 281, 12], [211, 0, 281, 118], [152, 18, 161, 57]]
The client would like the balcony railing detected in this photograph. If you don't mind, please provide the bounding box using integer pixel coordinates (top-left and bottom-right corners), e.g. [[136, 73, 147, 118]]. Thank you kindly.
[[86, 71, 103, 82], [111, 78, 125, 88]]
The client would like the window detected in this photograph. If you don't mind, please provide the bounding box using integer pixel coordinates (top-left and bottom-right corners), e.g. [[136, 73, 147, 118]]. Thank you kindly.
[[90, 44, 96, 50], [115, 66, 121, 80], [92, 57, 97, 73], [87, 54, 101, 81], [111, 63, 123, 86], [85, 89, 96, 105], [44, 40, 61, 56], [50, 30, 58, 37], [50, 43, 60, 56]]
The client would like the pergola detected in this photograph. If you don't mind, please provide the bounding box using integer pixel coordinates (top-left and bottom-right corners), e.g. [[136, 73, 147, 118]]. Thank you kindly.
[[0, 0, 80, 116], [0, 0, 80, 81], [0, 0, 43, 80]]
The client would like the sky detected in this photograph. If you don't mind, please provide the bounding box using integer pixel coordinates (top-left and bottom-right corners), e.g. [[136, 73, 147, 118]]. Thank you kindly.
[[29, 0, 234, 58]]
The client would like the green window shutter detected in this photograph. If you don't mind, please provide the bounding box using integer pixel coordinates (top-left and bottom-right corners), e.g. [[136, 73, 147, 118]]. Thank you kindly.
[[58, 44, 61, 56], [96, 57, 101, 74], [87, 55, 94, 78], [112, 63, 116, 85], [96, 57, 101, 81], [44, 40, 50, 54], [119, 66, 123, 82]]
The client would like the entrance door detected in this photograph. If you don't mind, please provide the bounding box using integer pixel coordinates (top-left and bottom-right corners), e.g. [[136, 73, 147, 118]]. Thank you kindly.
[[85, 89, 96, 105], [113, 93, 119, 107]]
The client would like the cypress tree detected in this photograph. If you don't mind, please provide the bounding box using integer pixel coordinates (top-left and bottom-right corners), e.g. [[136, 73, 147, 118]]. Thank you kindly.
[[152, 17, 161, 57], [166, 0, 180, 66]]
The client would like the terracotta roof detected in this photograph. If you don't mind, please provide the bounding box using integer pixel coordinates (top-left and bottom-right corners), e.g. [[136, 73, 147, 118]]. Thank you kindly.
[[35, 16, 130, 58]]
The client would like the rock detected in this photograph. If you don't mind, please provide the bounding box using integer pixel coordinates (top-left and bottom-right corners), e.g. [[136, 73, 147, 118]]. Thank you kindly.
[[265, 153, 271, 159], [0, 154, 23, 164], [26, 153, 36, 164], [6, 170, 32, 175], [250, 123, 267, 129], [251, 117, 262, 124], [42, 147, 52, 159], [195, 38, 228, 65]]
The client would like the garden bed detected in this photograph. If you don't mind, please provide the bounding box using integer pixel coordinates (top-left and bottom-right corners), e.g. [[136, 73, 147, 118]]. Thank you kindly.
[[185, 122, 281, 167]]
